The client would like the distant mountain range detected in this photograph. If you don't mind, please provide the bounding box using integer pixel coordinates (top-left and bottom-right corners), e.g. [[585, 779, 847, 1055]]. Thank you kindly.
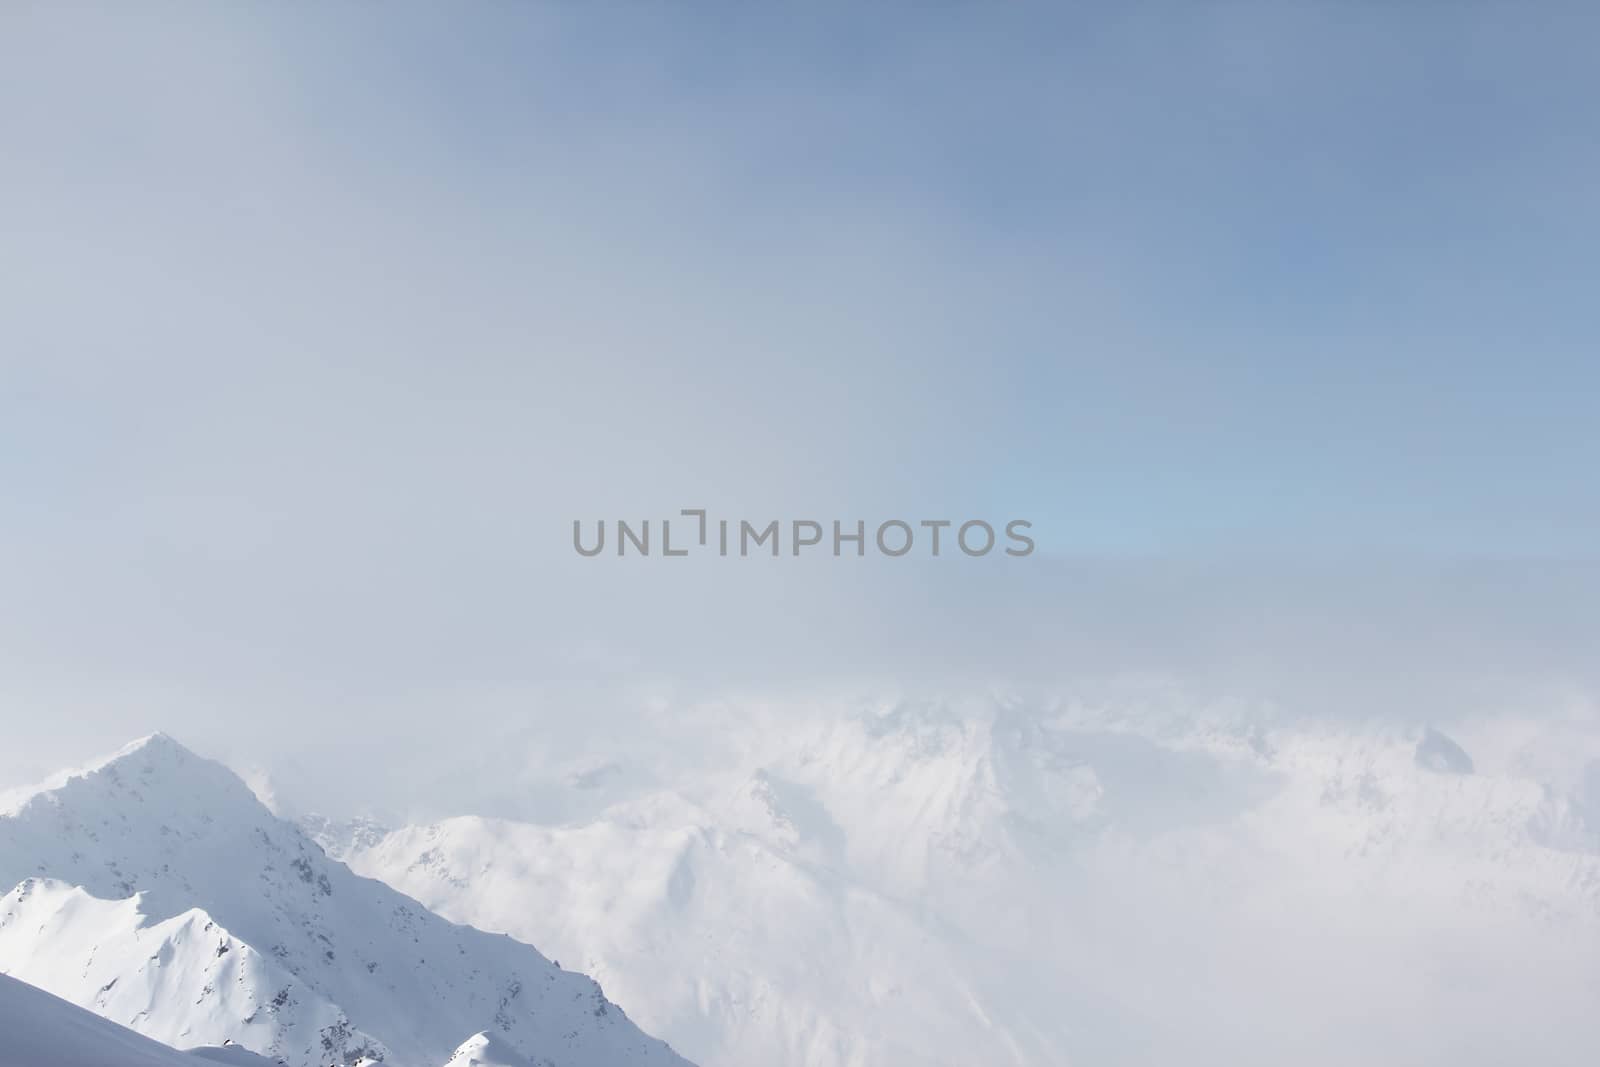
[[312, 699, 1600, 1067], [6, 700, 1600, 1067]]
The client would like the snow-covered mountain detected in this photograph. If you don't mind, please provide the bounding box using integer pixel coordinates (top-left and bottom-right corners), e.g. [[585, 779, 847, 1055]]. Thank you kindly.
[[317, 698, 1600, 1067], [0, 970, 279, 1067], [0, 735, 691, 1067]]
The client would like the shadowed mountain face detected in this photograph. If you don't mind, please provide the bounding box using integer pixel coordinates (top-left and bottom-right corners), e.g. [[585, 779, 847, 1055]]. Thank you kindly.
[[1415, 728, 1475, 774], [0, 970, 279, 1067], [0, 735, 692, 1067]]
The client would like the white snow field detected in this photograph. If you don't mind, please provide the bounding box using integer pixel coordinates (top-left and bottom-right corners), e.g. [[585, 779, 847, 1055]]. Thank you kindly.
[[0, 735, 691, 1067], [311, 696, 1600, 1067], [442, 1031, 535, 1067]]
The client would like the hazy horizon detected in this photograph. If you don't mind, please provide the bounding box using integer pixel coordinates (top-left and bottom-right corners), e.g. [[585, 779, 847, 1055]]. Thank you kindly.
[[5, 2, 1600, 812]]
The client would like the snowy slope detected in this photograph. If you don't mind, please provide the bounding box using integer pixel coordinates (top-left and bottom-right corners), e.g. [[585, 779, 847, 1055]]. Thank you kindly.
[[325, 699, 1600, 1067], [0, 878, 384, 1062], [0, 970, 280, 1067], [443, 1032, 534, 1067], [0, 735, 691, 1067]]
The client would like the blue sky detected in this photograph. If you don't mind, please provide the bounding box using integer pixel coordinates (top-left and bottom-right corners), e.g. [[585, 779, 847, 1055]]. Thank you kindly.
[[2, 3, 1598, 796], [322, 3, 1589, 555], [6, 3, 1598, 554]]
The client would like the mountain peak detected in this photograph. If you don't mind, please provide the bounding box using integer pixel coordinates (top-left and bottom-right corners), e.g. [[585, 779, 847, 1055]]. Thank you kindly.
[[123, 730, 186, 752], [0, 732, 226, 820], [4, 731, 258, 818], [0, 734, 279, 913], [97, 731, 196, 768]]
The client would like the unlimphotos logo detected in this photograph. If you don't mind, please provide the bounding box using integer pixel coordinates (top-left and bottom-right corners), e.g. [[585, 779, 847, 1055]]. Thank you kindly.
[[573, 510, 1034, 558]]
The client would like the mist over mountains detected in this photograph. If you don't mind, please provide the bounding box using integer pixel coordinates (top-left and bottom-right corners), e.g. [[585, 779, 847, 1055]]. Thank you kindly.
[[6, 695, 1599, 1066], [311, 695, 1600, 1067]]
